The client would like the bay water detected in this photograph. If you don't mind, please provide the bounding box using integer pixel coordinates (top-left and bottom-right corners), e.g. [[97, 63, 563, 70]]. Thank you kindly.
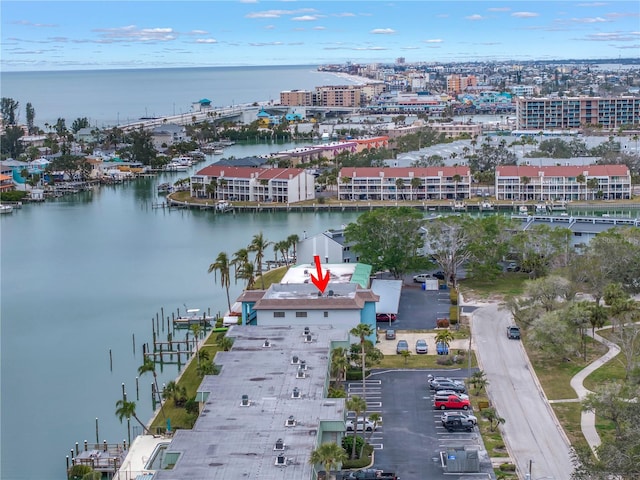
[[0, 65, 361, 480], [0, 65, 355, 129]]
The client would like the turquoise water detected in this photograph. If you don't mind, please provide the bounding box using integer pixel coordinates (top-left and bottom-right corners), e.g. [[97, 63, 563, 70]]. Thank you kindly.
[[0, 145, 360, 480]]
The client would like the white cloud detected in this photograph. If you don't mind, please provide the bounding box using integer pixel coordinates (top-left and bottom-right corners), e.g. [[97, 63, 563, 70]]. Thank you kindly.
[[249, 41, 285, 46], [570, 17, 609, 23], [488, 7, 511, 12], [313, 26, 326, 30], [189, 30, 208, 35], [93, 25, 177, 42], [512, 12, 539, 18], [195, 38, 217, 44], [245, 9, 318, 19], [576, 2, 608, 6], [12, 20, 57, 28], [424, 39, 443, 43], [370, 28, 396, 34], [465, 14, 485, 21], [334, 12, 356, 17], [292, 15, 318, 22]]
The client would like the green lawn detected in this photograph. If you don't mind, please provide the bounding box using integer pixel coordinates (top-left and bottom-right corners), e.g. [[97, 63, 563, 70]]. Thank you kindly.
[[459, 273, 529, 300], [552, 402, 588, 451], [377, 351, 476, 369]]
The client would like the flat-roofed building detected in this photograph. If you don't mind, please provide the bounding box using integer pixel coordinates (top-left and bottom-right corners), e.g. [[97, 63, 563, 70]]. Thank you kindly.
[[516, 96, 640, 130], [237, 283, 379, 343], [280, 89, 313, 106], [338, 166, 472, 201], [151, 324, 351, 480], [315, 85, 363, 107], [495, 164, 631, 201], [429, 122, 483, 139]]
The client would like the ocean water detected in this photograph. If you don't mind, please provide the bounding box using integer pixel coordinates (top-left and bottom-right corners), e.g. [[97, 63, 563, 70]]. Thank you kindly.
[[0, 65, 354, 129]]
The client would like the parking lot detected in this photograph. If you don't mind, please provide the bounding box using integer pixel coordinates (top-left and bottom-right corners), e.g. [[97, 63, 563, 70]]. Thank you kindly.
[[346, 370, 495, 480]]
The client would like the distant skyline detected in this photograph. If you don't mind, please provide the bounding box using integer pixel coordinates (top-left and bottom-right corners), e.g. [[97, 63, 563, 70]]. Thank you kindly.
[[2, 1, 639, 72]]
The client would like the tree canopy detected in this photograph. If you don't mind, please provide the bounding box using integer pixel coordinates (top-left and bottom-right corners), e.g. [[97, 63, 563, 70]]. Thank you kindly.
[[344, 207, 426, 278]]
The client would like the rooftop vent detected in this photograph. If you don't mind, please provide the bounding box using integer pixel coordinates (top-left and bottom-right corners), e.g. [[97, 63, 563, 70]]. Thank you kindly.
[[263, 339, 271, 348], [291, 355, 299, 365], [292, 387, 300, 399], [304, 327, 310, 335], [327, 290, 334, 296], [274, 439, 285, 451], [296, 367, 306, 379], [304, 334, 312, 343], [241, 394, 250, 407], [275, 454, 286, 466], [285, 415, 296, 427], [300, 360, 307, 370]]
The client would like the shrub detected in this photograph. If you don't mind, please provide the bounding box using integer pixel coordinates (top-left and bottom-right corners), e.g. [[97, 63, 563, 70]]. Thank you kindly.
[[317, 196, 326, 204], [346, 369, 370, 380], [436, 318, 450, 328], [499, 463, 517, 472], [436, 356, 454, 366], [341, 435, 365, 458], [449, 306, 458, 322], [0, 190, 28, 202], [450, 289, 458, 305], [68, 465, 93, 479]]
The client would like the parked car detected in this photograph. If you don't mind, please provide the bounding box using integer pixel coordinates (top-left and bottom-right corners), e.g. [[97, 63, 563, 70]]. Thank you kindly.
[[376, 313, 397, 322], [385, 329, 396, 340], [415, 339, 428, 354], [507, 325, 521, 339], [396, 340, 409, 354], [346, 417, 377, 432], [346, 469, 399, 479], [433, 271, 446, 280], [435, 390, 469, 401], [442, 417, 474, 432], [436, 341, 449, 355], [431, 381, 466, 394], [506, 261, 520, 272], [434, 394, 471, 410], [441, 411, 478, 426], [427, 375, 464, 386], [413, 273, 432, 283]]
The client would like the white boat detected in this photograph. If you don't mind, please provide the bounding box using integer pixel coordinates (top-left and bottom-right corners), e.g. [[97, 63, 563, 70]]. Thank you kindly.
[[480, 201, 494, 210], [0, 204, 14, 214], [519, 205, 529, 214], [174, 308, 215, 327], [452, 201, 466, 211], [213, 148, 224, 155], [215, 200, 233, 212], [165, 162, 189, 172]]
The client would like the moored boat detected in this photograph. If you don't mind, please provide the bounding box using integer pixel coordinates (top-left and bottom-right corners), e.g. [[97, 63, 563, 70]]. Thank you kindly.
[[0, 204, 14, 214], [174, 308, 215, 327]]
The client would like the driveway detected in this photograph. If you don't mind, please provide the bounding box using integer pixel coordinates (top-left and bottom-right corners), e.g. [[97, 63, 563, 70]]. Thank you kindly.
[[471, 303, 574, 479]]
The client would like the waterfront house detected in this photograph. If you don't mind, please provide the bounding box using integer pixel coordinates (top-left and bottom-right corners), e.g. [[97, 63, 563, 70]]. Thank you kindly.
[[338, 166, 472, 201], [0, 173, 15, 192], [191, 165, 316, 203], [151, 124, 188, 150], [296, 228, 359, 264], [495, 165, 631, 201], [236, 282, 379, 344]]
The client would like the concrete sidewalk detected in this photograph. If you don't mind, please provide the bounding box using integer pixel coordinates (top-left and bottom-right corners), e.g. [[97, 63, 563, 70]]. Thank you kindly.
[[569, 328, 621, 455]]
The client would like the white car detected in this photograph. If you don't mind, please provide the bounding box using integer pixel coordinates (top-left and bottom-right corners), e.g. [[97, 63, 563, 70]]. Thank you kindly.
[[413, 273, 432, 283], [345, 417, 378, 432], [434, 390, 469, 400], [441, 411, 478, 426]]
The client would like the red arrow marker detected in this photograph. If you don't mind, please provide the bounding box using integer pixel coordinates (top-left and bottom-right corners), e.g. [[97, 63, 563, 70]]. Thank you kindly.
[[310, 255, 330, 293]]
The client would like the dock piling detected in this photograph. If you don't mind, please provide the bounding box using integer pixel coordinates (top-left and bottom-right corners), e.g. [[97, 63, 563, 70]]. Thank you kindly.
[[132, 333, 135, 355], [95, 418, 99, 444], [109, 349, 113, 371]]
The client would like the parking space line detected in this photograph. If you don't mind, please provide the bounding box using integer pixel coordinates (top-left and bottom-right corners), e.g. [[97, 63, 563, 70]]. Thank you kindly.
[[367, 402, 382, 408]]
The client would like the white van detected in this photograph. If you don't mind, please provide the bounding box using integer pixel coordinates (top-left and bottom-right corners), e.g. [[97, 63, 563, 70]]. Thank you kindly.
[[413, 273, 432, 283]]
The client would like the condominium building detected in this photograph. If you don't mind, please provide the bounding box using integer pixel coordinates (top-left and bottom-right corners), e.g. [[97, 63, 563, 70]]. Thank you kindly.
[[191, 166, 316, 203], [280, 90, 314, 106], [515, 96, 640, 130], [338, 166, 472, 201], [314, 85, 364, 107], [495, 165, 631, 201]]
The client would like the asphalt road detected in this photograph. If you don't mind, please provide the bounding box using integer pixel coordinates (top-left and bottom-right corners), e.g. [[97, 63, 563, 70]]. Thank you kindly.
[[471, 303, 574, 480]]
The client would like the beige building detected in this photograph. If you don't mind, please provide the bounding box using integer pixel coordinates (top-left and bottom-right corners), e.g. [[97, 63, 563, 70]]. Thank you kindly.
[[280, 90, 313, 106], [314, 85, 363, 107], [338, 166, 472, 201]]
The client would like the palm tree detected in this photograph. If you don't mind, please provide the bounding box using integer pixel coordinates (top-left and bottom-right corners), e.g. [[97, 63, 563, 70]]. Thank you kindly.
[[249, 232, 272, 289], [587, 178, 599, 200], [576, 173, 586, 201], [138, 357, 163, 414], [469, 370, 489, 395], [520, 176, 531, 200], [349, 324, 373, 412], [395, 178, 404, 201], [115, 398, 151, 436], [309, 442, 347, 480], [330, 347, 349, 386], [231, 248, 250, 280], [400, 349, 411, 365], [452, 174, 462, 200], [162, 380, 187, 407], [208, 251, 232, 313], [190, 324, 202, 365], [217, 335, 233, 351], [345, 395, 367, 459], [286, 234, 299, 263], [366, 413, 382, 442], [235, 260, 256, 290], [410, 177, 421, 200], [435, 329, 454, 348]]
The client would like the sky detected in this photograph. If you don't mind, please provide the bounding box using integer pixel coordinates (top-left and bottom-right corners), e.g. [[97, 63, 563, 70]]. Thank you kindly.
[[1, 1, 639, 72]]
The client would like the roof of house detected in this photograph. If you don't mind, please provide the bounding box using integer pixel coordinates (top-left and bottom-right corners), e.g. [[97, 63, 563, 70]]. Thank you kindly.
[[496, 164, 629, 177], [195, 165, 306, 180], [247, 283, 379, 311], [339, 166, 471, 178]]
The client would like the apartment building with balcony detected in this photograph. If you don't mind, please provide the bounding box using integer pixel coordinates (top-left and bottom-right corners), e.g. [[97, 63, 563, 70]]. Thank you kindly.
[[495, 164, 631, 201], [191, 166, 315, 203], [314, 85, 364, 107], [280, 89, 314, 106], [516, 96, 640, 130], [338, 166, 472, 201]]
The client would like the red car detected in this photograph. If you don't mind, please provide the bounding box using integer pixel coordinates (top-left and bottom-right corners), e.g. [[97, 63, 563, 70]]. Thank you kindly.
[[376, 313, 397, 322], [434, 395, 471, 410]]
